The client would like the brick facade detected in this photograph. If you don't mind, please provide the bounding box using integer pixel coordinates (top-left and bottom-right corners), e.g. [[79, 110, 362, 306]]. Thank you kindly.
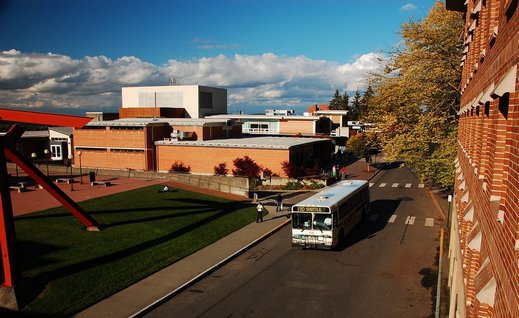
[[447, 1, 518, 317]]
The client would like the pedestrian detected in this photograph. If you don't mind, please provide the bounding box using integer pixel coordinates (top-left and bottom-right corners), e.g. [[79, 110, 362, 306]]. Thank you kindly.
[[340, 166, 347, 180], [276, 193, 283, 212], [256, 201, 264, 223]]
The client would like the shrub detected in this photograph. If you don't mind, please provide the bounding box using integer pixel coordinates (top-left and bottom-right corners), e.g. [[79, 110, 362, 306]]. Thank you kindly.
[[169, 161, 191, 173], [214, 163, 228, 175], [281, 161, 305, 178], [232, 156, 261, 177], [283, 181, 304, 190]]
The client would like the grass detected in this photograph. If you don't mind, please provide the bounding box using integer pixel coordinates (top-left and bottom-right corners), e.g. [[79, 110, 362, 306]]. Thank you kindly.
[[10, 185, 256, 317]]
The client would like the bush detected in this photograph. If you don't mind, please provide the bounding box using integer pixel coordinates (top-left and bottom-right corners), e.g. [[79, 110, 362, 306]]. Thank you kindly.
[[214, 163, 228, 175], [169, 161, 191, 173], [232, 156, 261, 178], [283, 181, 304, 190], [281, 161, 305, 178]]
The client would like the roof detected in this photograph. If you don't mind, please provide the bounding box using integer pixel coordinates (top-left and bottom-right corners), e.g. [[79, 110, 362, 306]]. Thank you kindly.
[[21, 130, 49, 138], [49, 126, 73, 135], [315, 110, 348, 115], [85, 117, 234, 127], [155, 136, 330, 149], [206, 114, 322, 121], [292, 180, 369, 210]]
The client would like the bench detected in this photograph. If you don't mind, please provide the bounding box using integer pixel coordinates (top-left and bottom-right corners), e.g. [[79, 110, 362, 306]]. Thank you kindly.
[[91, 181, 111, 187], [55, 178, 74, 184], [10, 185, 27, 193]]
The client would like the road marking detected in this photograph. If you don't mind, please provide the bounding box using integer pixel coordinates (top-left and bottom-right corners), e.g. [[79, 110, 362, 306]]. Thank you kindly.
[[368, 214, 378, 222], [369, 183, 374, 187], [388, 214, 397, 223], [405, 216, 415, 225], [405, 183, 412, 188], [391, 183, 399, 188], [425, 218, 435, 227], [379, 183, 387, 188]]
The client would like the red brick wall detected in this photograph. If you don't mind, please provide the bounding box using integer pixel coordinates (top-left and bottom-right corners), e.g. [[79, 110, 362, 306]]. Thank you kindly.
[[156, 145, 290, 176], [452, 0, 519, 317]]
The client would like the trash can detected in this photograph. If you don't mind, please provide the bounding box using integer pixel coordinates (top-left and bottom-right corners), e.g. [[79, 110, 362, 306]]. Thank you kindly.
[[89, 171, 96, 182]]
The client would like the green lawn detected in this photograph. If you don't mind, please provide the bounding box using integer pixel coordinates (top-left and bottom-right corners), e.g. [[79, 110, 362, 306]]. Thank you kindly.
[[11, 185, 256, 317]]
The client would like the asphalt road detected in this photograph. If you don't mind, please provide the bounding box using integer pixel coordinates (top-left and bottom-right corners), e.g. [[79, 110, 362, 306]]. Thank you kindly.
[[144, 166, 442, 318]]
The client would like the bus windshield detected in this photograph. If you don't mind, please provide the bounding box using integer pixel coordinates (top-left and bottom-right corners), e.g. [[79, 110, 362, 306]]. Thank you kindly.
[[313, 213, 332, 231], [292, 213, 332, 231], [292, 213, 312, 230]]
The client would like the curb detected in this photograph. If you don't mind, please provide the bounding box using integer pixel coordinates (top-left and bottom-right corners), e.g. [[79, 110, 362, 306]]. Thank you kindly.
[[129, 218, 291, 317]]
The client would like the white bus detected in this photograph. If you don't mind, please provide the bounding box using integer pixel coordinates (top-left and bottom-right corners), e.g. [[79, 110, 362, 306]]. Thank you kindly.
[[291, 180, 370, 249]]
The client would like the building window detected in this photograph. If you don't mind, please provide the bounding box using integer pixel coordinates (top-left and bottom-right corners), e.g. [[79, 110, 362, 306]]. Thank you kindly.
[[498, 93, 509, 119], [50, 145, 62, 160], [484, 101, 490, 117]]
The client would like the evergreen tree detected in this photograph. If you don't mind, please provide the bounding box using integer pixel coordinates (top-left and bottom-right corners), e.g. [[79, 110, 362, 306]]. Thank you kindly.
[[350, 90, 362, 120], [360, 84, 374, 120], [342, 91, 350, 111], [329, 89, 342, 110]]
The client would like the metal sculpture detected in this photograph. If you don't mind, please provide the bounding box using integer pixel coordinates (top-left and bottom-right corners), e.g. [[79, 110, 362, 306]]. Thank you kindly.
[[0, 108, 100, 310]]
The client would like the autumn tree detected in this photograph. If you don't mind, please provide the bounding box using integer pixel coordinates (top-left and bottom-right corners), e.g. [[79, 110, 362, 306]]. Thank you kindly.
[[366, 1, 464, 188]]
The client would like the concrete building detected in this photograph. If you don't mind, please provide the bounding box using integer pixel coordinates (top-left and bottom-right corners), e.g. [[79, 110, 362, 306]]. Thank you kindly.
[[120, 85, 227, 119], [446, 1, 518, 318]]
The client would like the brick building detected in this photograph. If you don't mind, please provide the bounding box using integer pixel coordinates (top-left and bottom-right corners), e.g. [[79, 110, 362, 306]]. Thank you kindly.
[[446, 1, 518, 317]]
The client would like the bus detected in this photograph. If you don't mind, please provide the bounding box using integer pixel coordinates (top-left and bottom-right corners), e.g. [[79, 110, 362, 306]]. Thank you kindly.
[[291, 180, 370, 249]]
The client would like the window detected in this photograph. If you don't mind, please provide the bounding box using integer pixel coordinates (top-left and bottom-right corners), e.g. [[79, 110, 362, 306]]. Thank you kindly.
[[498, 93, 509, 119], [50, 145, 62, 160]]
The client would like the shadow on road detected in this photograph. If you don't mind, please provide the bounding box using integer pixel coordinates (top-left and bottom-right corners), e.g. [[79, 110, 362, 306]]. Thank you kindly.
[[335, 199, 401, 251]]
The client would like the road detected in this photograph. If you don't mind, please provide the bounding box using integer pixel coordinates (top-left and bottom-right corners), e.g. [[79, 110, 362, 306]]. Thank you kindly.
[[144, 166, 442, 318]]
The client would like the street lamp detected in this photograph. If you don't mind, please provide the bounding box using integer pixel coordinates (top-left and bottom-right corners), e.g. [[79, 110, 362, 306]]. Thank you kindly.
[[77, 150, 83, 184], [68, 154, 74, 191], [44, 149, 50, 176], [31, 152, 37, 167]]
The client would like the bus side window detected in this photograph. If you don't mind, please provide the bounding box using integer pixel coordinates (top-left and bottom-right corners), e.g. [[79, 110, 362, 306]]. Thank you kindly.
[[333, 212, 338, 227]]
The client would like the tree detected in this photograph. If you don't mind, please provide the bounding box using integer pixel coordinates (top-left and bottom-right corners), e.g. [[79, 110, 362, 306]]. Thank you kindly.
[[329, 89, 349, 110], [360, 84, 374, 120], [350, 90, 362, 120], [366, 1, 463, 188], [232, 156, 262, 178]]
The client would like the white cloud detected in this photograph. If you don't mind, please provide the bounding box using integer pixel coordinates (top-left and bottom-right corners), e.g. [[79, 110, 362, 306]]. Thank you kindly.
[[0, 49, 384, 114], [400, 3, 417, 12]]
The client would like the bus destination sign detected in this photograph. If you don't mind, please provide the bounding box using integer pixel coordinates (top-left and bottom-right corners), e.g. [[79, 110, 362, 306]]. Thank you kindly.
[[293, 206, 329, 212]]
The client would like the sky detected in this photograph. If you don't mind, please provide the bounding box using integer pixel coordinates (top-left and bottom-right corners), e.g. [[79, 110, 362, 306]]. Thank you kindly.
[[0, 0, 438, 115]]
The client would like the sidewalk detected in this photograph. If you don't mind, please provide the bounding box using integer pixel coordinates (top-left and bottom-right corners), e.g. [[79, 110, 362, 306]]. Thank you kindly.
[[73, 158, 379, 318]]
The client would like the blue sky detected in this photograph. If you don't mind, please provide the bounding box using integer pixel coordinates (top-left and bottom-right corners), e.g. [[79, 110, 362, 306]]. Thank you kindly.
[[0, 0, 438, 114]]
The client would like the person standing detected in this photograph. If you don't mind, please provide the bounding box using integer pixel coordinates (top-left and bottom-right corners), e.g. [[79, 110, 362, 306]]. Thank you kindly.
[[256, 201, 264, 223], [275, 193, 283, 212]]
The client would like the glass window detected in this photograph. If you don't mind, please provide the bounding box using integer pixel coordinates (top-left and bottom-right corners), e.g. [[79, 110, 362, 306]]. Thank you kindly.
[[314, 213, 333, 230], [292, 213, 312, 229]]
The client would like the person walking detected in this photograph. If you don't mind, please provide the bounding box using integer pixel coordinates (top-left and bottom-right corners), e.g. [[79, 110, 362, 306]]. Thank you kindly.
[[256, 201, 264, 223], [275, 193, 283, 212]]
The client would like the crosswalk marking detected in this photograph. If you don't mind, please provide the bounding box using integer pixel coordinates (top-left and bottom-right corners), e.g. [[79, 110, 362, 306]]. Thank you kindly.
[[368, 182, 428, 189], [405, 216, 416, 225], [388, 214, 397, 223], [379, 183, 387, 188], [418, 184, 425, 188], [391, 183, 399, 188], [369, 183, 374, 187], [425, 218, 435, 227], [405, 183, 412, 188]]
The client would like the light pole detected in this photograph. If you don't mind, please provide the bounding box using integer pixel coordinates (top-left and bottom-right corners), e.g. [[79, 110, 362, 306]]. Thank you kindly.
[[31, 152, 37, 167], [77, 150, 83, 184], [44, 149, 50, 176], [68, 154, 74, 191]]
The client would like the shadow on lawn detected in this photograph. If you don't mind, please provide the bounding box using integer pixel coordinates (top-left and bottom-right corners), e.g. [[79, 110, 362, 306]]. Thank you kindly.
[[17, 200, 252, 307]]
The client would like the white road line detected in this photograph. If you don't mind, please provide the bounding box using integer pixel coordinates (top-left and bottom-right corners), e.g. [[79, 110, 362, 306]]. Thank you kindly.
[[369, 183, 374, 187], [418, 184, 425, 188], [379, 183, 387, 188], [425, 218, 435, 227], [368, 214, 378, 222], [405, 183, 412, 188], [391, 183, 399, 188], [405, 216, 416, 225], [388, 214, 397, 223]]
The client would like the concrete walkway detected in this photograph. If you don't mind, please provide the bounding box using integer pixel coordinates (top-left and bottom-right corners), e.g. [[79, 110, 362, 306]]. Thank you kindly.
[[72, 158, 380, 318]]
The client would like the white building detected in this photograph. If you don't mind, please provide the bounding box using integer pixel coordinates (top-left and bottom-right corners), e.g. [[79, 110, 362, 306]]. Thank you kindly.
[[121, 85, 227, 119]]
